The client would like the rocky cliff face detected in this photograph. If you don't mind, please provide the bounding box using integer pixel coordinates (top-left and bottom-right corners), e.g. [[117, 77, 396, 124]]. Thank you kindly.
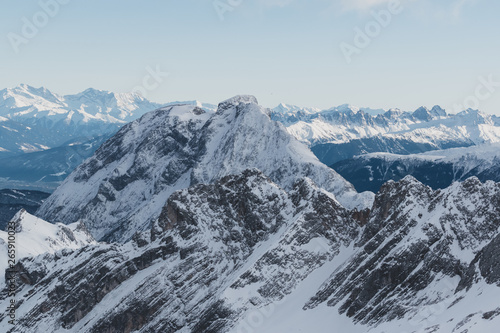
[[2, 170, 361, 332], [305, 176, 500, 331], [37, 96, 372, 243], [4, 172, 500, 332]]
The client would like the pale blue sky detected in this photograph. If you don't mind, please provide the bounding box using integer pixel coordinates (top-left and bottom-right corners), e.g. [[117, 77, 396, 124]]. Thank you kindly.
[[1, 0, 499, 114]]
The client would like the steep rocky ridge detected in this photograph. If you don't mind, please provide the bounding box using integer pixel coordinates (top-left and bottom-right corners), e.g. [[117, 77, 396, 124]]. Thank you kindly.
[[38, 96, 372, 242]]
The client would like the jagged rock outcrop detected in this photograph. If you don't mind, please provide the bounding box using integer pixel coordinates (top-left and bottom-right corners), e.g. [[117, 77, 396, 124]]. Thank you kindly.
[[3, 170, 361, 332], [3, 173, 500, 332], [305, 176, 500, 328]]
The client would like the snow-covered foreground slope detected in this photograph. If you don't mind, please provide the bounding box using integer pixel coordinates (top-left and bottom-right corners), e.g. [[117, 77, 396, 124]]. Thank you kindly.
[[333, 143, 500, 192], [3, 172, 500, 332], [37, 96, 373, 242], [271, 104, 500, 166], [0, 210, 95, 287]]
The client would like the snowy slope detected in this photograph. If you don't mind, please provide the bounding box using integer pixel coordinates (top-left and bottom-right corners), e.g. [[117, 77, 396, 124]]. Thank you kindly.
[[37, 96, 373, 243], [4, 173, 500, 332], [0, 210, 95, 287]]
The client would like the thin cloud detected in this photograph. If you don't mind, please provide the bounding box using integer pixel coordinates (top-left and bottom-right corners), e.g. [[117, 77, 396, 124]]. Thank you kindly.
[[259, 0, 295, 7], [340, 0, 398, 11], [452, 0, 474, 18], [259, 0, 476, 18]]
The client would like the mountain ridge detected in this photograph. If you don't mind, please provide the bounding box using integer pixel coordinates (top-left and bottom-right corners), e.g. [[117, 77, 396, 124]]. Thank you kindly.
[[4, 172, 500, 332], [37, 96, 372, 243]]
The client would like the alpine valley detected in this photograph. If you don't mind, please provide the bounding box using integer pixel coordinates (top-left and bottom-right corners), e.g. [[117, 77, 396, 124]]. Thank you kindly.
[[1, 89, 500, 332]]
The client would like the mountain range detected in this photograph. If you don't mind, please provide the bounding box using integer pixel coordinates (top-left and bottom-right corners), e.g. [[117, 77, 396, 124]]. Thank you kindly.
[[0, 95, 499, 332], [0, 84, 160, 156], [271, 103, 500, 166], [3, 85, 500, 193]]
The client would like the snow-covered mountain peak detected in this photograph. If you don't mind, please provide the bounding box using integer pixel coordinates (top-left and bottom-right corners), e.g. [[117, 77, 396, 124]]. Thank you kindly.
[[372, 175, 432, 212], [272, 103, 322, 115], [38, 97, 373, 242], [383, 108, 404, 118], [162, 100, 217, 113], [16, 84, 57, 98], [10, 208, 35, 232], [7, 209, 95, 246], [431, 105, 447, 117], [0, 84, 163, 127], [326, 103, 360, 114], [399, 174, 425, 186], [274, 102, 291, 112], [456, 108, 491, 123], [65, 87, 114, 104], [217, 95, 259, 112], [0, 84, 65, 111], [77, 87, 109, 96], [412, 106, 438, 121], [157, 103, 212, 123]]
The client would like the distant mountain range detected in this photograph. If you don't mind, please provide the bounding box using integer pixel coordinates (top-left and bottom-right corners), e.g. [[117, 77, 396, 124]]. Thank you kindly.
[[269, 103, 500, 192], [0, 84, 161, 156], [0, 84, 219, 156], [2, 85, 500, 192], [271, 103, 500, 166]]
